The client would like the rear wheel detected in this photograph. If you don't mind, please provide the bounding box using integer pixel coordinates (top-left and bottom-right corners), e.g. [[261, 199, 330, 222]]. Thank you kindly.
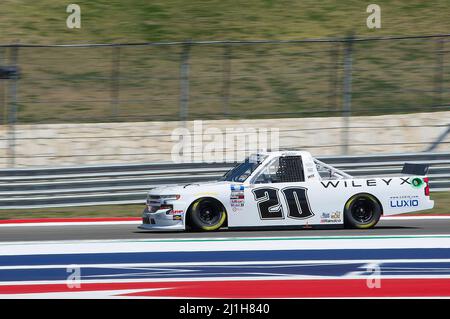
[[189, 198, 227, 231], [344, 194, 382, 229]]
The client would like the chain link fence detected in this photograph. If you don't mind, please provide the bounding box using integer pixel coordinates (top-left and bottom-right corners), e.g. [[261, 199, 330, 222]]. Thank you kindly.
[[0, 34, 449, 167]]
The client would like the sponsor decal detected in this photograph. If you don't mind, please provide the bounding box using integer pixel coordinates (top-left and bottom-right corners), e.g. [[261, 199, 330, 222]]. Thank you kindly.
[[320, 211, 342, 224], [320, 178, 413, 189], [410, 177, 424, 188], [307, 174, 315, 179], [173, 215, 182, 220], [321, 180, 376, 188], [166, 209, 184, 215], [389, 195, 419, 208], [230, 185, 244, 191], [400, 177, 411, 185], [230, 199, 245, 207], [331, 211, 341, 219], [321, 213, 330, 219], [230, 185, 245, 210]]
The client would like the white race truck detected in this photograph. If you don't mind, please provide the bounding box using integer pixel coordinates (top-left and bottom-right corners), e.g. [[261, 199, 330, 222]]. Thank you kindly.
[[139, 151, 434, 231]]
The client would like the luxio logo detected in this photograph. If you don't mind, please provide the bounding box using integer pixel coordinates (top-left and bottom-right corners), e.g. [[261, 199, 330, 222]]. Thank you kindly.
[[390, 199, 419, 208]]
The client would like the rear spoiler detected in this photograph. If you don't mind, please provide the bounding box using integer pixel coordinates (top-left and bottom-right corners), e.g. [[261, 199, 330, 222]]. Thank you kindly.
[[401, 163, 429, 176]]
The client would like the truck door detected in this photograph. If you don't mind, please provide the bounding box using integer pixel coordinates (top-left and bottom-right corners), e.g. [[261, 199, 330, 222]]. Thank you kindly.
[[250, 155, 314, 225]]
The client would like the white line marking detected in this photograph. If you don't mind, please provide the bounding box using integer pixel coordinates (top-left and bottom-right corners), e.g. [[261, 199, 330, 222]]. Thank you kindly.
[[1, 233, 450, 246], [0, 258, 449, 270], [0, 236, 449, 256]]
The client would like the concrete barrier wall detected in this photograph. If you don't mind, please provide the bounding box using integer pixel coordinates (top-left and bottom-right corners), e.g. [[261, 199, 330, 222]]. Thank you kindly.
[[0, 111, 448, 168]]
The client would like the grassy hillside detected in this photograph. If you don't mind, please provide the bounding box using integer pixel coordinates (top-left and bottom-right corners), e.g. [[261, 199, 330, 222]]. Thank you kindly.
[[1, 1, 450, 43], [0, 1, 449, 124]]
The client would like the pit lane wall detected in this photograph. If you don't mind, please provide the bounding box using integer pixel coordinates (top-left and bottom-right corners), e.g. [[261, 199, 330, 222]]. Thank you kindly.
[[0, 111, 448, 168]]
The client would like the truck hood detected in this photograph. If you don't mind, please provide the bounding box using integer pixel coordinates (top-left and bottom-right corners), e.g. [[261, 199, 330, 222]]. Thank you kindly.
[[148, 181, 235, 195]]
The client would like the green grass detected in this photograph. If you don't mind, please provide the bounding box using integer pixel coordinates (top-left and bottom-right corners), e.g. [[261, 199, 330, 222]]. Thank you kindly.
[[0, 1, 449, 124], [425, 192, 450, 214], [0, 192, 448, 220], [2, 1, 450, 43]]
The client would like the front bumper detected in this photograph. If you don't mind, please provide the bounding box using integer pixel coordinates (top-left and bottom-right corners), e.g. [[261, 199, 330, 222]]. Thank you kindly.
[[138, 207, 185, 231]]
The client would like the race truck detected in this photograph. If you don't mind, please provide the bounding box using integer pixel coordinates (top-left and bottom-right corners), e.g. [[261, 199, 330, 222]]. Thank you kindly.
[[139, 151, 434, 232]]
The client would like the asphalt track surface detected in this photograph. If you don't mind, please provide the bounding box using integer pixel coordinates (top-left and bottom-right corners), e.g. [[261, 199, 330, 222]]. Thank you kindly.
[[0, 218, 449, 242]]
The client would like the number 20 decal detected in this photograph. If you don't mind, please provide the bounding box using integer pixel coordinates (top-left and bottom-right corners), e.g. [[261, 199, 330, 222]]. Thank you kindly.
[[252, 187, 315, 220]]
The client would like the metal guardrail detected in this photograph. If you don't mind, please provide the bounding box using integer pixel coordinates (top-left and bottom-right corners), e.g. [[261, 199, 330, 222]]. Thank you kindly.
[[0, 152, 449, 209]]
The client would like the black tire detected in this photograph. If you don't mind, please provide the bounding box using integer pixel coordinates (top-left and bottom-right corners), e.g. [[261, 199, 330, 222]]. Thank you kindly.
[[344, 194, 382, 229], [189, 198, 227, 231]]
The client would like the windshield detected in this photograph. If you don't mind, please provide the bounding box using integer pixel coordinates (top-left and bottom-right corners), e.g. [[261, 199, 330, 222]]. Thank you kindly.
[[219, 154, 267, 182]]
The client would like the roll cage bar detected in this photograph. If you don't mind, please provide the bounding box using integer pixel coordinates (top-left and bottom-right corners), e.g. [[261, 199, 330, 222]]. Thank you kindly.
[[314, 159, 352, 179]]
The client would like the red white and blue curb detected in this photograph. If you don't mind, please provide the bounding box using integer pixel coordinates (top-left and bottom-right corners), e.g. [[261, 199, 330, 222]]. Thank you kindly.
[[0, 234, 449, 298], [1, 278, 450, 298]]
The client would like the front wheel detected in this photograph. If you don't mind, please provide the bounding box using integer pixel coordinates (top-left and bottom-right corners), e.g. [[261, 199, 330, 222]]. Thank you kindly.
[[344, 194, 382, 229], [189, 198, 227, 231]]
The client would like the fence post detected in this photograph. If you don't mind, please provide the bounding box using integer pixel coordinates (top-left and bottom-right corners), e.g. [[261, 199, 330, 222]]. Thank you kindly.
[[179, 43, 191, 124], [0, 48, 4, 126], [8, 46, 19, 168], [222, 44, 231, 116], [111, 45, 121, 120], [342, 35, 353, 155], [329, 42, 340, 113], [433, 38, 444, 108], [425, 124, 450, 152]]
